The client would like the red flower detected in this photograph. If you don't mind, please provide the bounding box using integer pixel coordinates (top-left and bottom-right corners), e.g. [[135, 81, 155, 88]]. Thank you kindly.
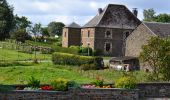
[[41, 86, 53, 90]]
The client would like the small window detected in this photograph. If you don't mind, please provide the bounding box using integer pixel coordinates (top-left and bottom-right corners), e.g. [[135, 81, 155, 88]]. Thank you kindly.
[[105, 43, 111, 52], [125, 31, 130, 38], [88, 30, 90, 37], [105, 30, 112, 38], [64, 32, 67, 37]]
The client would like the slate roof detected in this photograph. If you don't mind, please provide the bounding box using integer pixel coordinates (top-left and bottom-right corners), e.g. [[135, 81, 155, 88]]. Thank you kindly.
[[83, 4, 141, 29], [65, 22, 81, 28], [144, 22, 170, 37]]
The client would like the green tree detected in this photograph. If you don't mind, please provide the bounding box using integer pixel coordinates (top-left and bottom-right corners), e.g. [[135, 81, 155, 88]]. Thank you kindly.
[[14, 15, 32, 30], [140, 37, 170, 81], [0, 0, 14, 40], [143, 8, 156, 22], [47, 22, 65, 36], [155, 14, 170, 23], [41, 27, 49, 37], [11, 29, 31, 43]]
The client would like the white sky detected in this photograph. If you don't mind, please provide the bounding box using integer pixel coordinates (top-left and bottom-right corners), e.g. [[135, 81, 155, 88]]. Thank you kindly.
[[8, 0, 170, 26]]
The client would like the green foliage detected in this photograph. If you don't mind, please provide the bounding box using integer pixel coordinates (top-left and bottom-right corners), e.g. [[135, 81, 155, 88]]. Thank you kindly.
[[50, 78, 68, 91], [154, 13, 170, 23], [91, 77, 103, 87], [11, 29, 31, 42], [52, 46, 79, 55], [13, 15, 31, 30], [0, 61, 33, 67], [52, 52, 104, 69], [79, 47, 93, 56], [115, 75, 137, 89], [0, 85, 14, 92], [48, 22, 65, 36], [143, 8, 170, 23], [41, 27, 50, 37], [0, 0, 14, 40], [80, 63, 98, 71], [140, 37, 170, 81], [67, 80, 80, 89], [143, 8, 156, 22], [27, 76, 40, 88]]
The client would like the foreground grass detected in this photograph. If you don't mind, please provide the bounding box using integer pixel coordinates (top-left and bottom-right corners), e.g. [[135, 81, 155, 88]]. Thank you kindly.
[[0, 49, 51, 61], [0, 62, 147, 85], [0, 62, 95, 85]]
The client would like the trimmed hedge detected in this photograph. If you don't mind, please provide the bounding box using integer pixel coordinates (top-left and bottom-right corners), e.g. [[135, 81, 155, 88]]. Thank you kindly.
[[52, 52, 104, 69]]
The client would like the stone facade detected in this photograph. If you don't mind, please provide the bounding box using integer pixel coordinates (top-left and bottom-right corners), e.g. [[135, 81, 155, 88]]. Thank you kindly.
[[62, 27, 81, 47], [125, 23, 155, 57], [62, 4, 141, 56]]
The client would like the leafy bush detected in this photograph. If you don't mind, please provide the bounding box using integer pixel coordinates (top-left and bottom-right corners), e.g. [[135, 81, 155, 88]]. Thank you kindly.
[[115, 76, 137, 89], [52, 52, 104, 69], [50, 78, 69, 91], [79, 47, 93, 56], [91, 77, 104, 87], [52, 46, 79, 54], [27, 76, 40, 88], [80, 64, 99, 70], [0, 61, 33, 67]]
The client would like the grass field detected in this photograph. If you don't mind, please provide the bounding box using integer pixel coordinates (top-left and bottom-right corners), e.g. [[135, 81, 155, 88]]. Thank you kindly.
[[0, 48, 51, 61], [0, 62, 96, 85], [0, 61, 147, 85]]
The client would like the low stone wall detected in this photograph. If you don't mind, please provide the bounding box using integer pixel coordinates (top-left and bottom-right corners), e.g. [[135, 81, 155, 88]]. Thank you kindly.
[[1, 83, 170, 100], [137, 83, 170, 99], [0, 88, 138, 100]]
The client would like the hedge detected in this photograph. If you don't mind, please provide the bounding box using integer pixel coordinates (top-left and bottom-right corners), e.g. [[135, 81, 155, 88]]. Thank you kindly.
[[52, 52, 104, 69]]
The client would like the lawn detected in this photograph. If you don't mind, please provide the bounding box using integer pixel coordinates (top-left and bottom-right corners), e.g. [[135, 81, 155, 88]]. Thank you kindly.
[[0, 61, 147, 85], [0, 62, 96, 85], [0, 48, 51, 61]]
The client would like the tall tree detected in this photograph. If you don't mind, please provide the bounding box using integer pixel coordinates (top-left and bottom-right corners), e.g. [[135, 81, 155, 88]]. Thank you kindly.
[[14, 15, 32, 30], [41, 27, 49, 37], [155, 14, 170, 23], [47, 22, 65, 36], [143, 8, 156, 22], [0, 0, 14, 40]]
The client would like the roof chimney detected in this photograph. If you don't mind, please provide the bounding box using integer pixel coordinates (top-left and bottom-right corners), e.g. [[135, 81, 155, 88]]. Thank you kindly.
[[132, 8, 138, 17], [98, 8, 103, 15]]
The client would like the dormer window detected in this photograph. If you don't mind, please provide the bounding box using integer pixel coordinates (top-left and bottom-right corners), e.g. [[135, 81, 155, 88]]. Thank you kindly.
[[105, 30, 112, 38]]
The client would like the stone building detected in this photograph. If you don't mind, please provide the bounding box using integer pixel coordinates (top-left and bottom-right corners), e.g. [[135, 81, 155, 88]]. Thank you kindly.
[[125, 22, 170, 71], [62, 4, 141, 56], [62, 22, 81, 47]]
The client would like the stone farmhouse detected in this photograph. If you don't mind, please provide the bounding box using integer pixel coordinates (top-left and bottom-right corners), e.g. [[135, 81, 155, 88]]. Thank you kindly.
[[62, 4, 141, 56], [125, 22, 170, 71], [62, 4, 170, 59]]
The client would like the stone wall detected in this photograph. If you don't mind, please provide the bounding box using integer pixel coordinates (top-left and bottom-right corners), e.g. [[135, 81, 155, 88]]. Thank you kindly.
[[1, 83, 170, 100], [62, 28, 81, 47], [0, 88, 138, 100], [125, 23, 155, 57]]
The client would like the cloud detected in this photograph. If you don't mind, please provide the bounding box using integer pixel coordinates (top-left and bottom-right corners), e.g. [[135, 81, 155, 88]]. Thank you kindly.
[[8, 0, 170, 26]]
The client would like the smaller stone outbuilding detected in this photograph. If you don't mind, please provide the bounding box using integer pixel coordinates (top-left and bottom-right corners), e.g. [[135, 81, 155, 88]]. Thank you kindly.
[[125, 22, 170, 71], [62, 22, 81, 47], [109, 56, 139, 71]]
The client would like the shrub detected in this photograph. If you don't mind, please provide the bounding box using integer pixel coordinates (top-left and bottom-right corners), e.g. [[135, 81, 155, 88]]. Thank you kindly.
[[115, 76, 137, 89], [91, 77, 104, 87], [52, 52, 104, 69], [52, 46, 79, 54], [79, 47, 93, 56], [80, 64, 99, 71], [27, 76, 40, 88], [50, 78, 69, 91]]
